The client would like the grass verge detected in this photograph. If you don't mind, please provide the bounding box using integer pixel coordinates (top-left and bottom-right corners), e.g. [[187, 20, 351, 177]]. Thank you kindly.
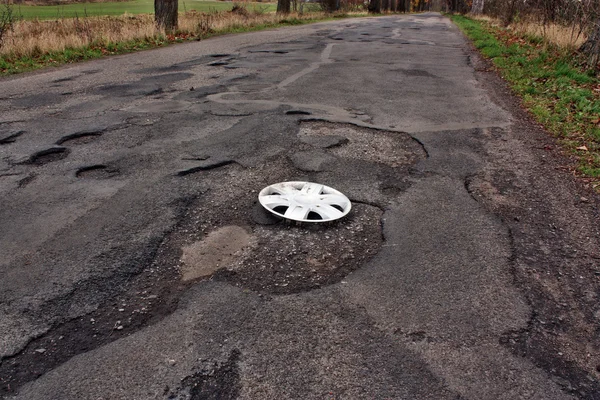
[[0, 10, 361, 76], [451, 14, 600, 188], [8, 0, 276, 20]]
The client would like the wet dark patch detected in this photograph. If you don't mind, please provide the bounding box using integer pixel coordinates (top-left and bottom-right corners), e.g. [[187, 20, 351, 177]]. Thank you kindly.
[[76, 165, 120, 179], [26, 147, 69, 165], [56, 131, 103, 145], [81, 69, 102, 75], [285, 110, 312, 115], [0, 130, 25, 145], [177, 160, 236, 176], [209, 53, 231, 58], [169, 350, 241, 400]]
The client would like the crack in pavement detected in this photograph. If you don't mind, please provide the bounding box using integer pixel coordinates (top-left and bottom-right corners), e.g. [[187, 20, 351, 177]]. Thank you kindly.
[[0, 13, 594, 400]]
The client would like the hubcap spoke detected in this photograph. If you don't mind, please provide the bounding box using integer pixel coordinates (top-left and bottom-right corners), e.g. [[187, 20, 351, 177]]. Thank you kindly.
[[301, 182, 324, 195], [260, 194, 289, 208], [284, 205, 310, 220], [314, 204, 344, 220]]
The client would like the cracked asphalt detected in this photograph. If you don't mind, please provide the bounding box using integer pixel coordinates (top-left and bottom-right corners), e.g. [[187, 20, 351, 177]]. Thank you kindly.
[[1, 12, 600, 400]]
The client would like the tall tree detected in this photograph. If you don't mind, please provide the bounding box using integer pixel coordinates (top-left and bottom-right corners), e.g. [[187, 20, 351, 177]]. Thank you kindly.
[[155, 0, 178, 32], [580, 19, 600, 68], [368, 0, 382, 13], [277, 0, 291, 13], [471, 0, 484, 14], [382, 0, 390, 12]]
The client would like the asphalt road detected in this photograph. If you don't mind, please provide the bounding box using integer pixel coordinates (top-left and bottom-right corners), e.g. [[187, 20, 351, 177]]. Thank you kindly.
[[1, 12, 600, 400]]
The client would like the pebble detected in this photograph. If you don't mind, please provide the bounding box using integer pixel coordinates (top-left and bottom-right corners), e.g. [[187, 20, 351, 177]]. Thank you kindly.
[[34, 348, 46, 354]]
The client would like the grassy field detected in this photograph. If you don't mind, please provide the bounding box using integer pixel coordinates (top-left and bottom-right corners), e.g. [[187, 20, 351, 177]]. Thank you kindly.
[[451, 15, 600, 187], [8, 0, 276, 20]]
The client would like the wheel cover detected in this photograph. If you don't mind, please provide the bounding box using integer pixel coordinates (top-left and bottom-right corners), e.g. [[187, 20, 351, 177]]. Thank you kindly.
[[258, 181, 352, 222]]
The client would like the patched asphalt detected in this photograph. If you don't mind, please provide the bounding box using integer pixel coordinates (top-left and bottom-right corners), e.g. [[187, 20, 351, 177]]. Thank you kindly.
[[1, 12, 599, 400]]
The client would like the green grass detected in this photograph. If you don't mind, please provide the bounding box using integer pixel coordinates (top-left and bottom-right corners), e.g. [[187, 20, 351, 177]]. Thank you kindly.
[[10, 0, 276, 20], [451, 14, 600, 182]]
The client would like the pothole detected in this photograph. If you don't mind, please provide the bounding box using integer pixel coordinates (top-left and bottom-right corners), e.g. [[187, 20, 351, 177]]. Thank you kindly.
[[27, 147, 69, 165], [179, 225, 255, 282], [215, 202, 383, 295], [299, 134, 348, 149], [177, 160, 236, 176], [299, 121, 425, 167], [56, 131, 102, 145], [169, 349, 241, 400], [285, 110, 312, 116], [76, 165, 120, 179], [0, 130, 25, 145], [208, 61, 230, 67]]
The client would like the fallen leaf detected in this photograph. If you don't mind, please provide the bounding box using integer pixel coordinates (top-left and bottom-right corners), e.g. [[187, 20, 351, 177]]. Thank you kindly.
[[576, 145, 589, 151]]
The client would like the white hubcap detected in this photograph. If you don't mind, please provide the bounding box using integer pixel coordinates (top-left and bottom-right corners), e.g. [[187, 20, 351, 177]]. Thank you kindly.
[[258, 181, 352, 222]]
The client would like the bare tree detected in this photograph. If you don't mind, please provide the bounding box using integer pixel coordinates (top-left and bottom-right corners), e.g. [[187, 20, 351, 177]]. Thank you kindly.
[[277, 0, 291, 13], [398, 0, 410, 13], [471, 0, 484, 14], [580, 18, 600, 68], [368, 0, 382, 13], [155, 0, 178, 32]]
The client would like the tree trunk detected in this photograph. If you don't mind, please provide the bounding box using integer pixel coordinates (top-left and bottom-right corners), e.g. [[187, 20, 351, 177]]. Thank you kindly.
[[390, 0, 397, 12], [580, 19, 600, 68], [368, 0, 381, 13], [471, 0, 484, 14], [155, 0, 178, 32], [277, 0, 290, 14], [321, 0, 338, 12], [382, 0, 389, 12]]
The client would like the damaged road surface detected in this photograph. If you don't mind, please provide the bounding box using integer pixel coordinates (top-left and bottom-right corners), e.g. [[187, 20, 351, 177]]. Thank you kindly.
[[1, 12, 600, 400]]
